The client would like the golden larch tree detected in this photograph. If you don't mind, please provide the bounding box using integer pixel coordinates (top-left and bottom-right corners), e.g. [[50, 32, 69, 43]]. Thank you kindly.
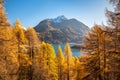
[[64, 43, 74, 80], [0, 0, 19, 80], [25, 27, 40, 80], [57, 45, 65, 80], [13, 19, 27, 53]]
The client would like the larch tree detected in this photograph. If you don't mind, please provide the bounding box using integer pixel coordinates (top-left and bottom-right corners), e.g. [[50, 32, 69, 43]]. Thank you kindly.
[[32, 42, 46, 80], [0, 0, 19, 80], [25, 27, 40, 80], [82, 25, 106, 80], [32, 42, 58, 80], [32, 42, 48, 80], [105, 0, 120, 79], [12, 19, 29, 80], [18, 53, 32, 80], [57, 45, 65, 80], [25, 27, 40, 59], [13, 19, 27, 53], [46, 43, 58, 80], [64, 43, 74, 80], [82, 24, 117, 80], [81, 0, 120, 80], [73, 57, 86, 80]]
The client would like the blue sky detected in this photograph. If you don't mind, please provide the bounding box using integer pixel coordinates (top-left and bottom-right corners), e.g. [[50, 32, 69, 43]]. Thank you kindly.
[[4, 0, 113, 28]]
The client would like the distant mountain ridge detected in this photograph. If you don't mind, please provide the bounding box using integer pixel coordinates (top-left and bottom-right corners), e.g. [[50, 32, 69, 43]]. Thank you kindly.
[[34, 15, 89, 43]]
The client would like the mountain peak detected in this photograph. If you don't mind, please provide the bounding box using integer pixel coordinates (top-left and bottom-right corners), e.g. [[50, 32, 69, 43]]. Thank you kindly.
[[56, 15, 67, 20], [34, 16, 89, 43], [51, 15, 67, 23]]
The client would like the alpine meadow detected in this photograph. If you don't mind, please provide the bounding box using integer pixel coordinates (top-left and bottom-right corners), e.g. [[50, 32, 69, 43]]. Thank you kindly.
[[0, 0, 120, 80]]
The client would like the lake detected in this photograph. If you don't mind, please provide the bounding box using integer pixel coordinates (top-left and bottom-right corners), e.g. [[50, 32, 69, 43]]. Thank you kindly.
[[52, 43, 81, 56]]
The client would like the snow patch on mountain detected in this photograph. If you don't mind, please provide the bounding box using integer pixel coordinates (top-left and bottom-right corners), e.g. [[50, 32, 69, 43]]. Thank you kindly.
[[51, 15, 68, 23]]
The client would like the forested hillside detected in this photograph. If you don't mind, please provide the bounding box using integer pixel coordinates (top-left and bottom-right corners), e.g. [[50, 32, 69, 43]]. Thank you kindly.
[[0, 0, 120, 80]]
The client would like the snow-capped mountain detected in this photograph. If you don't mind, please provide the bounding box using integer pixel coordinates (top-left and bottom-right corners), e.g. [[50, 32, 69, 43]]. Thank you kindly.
[[51, 15, 68, 23], [34, 15, 89, 43]]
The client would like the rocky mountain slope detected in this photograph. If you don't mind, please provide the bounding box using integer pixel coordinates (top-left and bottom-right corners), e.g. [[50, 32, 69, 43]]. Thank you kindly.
[[34, 15, 89, 43]]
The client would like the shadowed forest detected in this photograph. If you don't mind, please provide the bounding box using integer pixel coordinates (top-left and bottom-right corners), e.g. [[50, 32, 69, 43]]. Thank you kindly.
[[0, 0, 120, 80]]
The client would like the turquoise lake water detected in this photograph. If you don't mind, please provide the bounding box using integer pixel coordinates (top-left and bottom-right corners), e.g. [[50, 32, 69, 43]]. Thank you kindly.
[[52, 44, 81, 56]]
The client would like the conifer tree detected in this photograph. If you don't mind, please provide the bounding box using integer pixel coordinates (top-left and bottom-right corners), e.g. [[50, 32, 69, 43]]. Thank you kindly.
[[57, 45, 65, 80], [0, 0, 10, 26], [12, 19, 29, 80], [32, 42, 45, 80], [0, 0, 19, 80], [25, 27, 40, 59], [105, 0, 120, 79], [32, 42, 58, 80], [82, 24, 116, 80], [18, 53, 32, 80], [82, 25, 104, 80], [46, 43, 58, 80], [32, 42, 48, 80], [25, 27, 40, 80], [64, 43, 74, 80], [13, 19, 27, 53], [74, 57, 86, 80]]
